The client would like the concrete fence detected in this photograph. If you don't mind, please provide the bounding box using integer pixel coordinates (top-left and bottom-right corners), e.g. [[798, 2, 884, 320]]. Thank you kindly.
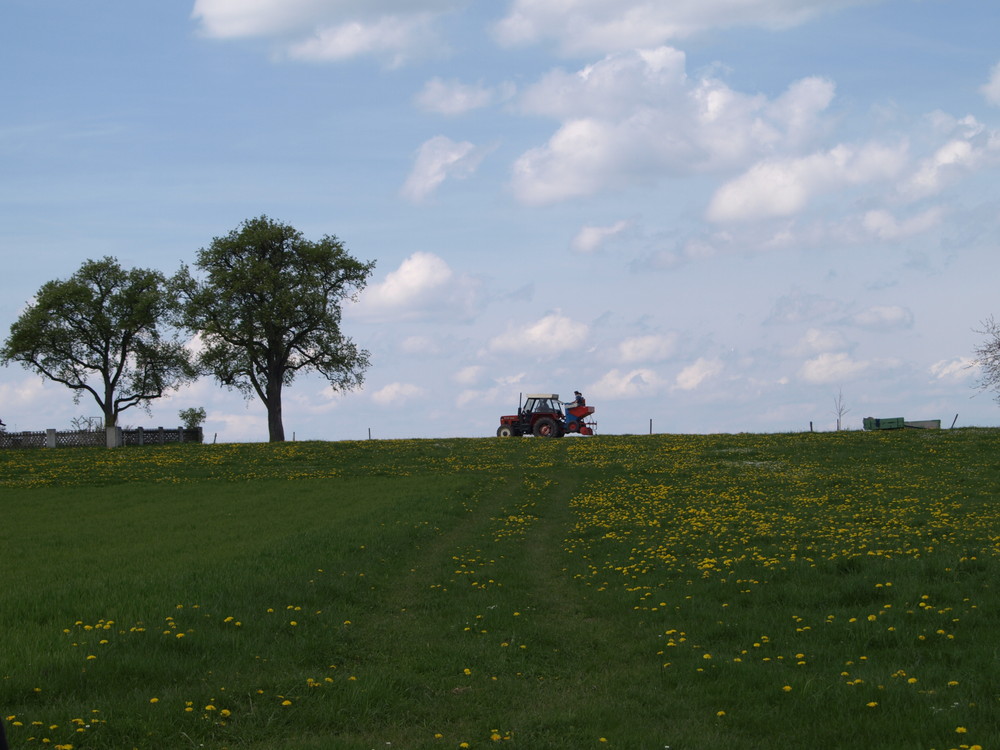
[[0, 427, 204, 449]]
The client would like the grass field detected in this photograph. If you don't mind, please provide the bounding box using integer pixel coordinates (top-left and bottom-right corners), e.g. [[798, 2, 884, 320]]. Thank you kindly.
[[1, 430, 998, 749]]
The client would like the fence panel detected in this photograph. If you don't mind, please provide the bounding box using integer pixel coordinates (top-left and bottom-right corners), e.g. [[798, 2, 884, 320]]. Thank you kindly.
[[0, 427, 203, 450]]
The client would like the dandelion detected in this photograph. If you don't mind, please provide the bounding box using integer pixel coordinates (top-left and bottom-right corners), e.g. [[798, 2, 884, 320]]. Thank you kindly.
[[149, 698, 159, 704], [956, 727, 968, 734], [782, 685, 792, 692], [867, 702, 878, 708]]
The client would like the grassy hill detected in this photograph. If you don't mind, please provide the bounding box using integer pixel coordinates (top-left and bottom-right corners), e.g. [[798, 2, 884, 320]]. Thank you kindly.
[[1, 430, 998, 749]]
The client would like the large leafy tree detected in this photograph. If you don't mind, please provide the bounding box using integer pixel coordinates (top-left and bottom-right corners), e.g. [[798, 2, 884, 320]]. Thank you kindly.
[[1, 257, 194, 427], [177, 216, 374, 442]]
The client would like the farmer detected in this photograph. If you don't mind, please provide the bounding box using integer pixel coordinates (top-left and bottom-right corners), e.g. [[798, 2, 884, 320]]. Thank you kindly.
[[563, 391, 586, 429]]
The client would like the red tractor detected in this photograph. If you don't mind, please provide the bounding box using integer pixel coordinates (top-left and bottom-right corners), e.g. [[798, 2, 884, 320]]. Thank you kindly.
[[496, 393, 596, 438]]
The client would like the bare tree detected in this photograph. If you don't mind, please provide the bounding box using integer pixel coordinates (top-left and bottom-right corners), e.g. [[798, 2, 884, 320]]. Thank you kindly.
[[833, 388, 850, 431], [972, 316, 1000, 404]]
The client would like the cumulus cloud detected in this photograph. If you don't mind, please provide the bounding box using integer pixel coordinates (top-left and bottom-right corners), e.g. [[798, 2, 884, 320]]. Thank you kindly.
[[618, 333, 678, 363], [351, 251, 478, 321], [488, 312, 589, 357], [706, 142, 907, 222], [862, 207, 943, 240], [982, 61, 1000, 106], [510, 47, 838, 205], [766, 291, 845, 325], [790, 328, 849, 356], [930, 358, 977, 382], [901, 127, 1000, 199], [401, 136, 486, 202], [454, 365, 484, 386], [571, 219, 630, 254], [590, 367, 667, 399], [799, 352, 870, 384], [415, 78, 514, 115], [191, 0, 461, 65], [848, 305, 914, 331], [673, 357, 723, 391], [494, 0, 871, 56], [371, 382, 425, 406], [287, 15, 441, 66]]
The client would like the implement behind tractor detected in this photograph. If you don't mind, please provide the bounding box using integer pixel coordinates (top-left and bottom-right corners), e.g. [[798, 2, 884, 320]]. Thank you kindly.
[[496, 393, 596, 438]]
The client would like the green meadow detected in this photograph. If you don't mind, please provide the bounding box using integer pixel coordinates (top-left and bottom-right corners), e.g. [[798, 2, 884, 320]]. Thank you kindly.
[[1, 430, 998, 749]]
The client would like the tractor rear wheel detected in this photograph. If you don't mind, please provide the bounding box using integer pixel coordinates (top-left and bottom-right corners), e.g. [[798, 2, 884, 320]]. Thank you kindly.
[[533, 417, 559, 438], [497, 425, 516, 437]]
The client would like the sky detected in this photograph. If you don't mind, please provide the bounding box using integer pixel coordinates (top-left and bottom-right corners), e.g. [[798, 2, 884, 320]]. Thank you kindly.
[[2, 0, 1000, 441]]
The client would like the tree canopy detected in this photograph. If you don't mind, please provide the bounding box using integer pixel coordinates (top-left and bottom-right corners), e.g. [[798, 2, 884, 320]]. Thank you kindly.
[[1, 257, 194, 427], [177, 216, 374, 442]]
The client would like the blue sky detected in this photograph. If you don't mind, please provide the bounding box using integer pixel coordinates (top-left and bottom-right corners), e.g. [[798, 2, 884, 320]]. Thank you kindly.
[[2, 0, 1000, 440]]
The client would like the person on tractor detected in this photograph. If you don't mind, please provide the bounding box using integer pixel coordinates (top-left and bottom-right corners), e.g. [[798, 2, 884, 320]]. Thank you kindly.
[[564, 391, 585, 429]]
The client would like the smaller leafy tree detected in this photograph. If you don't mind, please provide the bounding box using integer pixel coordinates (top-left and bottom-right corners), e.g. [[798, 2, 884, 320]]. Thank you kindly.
[[972, 315, 1000, 404], [1, 257, 195, 427], [179, 407, 207, 430]]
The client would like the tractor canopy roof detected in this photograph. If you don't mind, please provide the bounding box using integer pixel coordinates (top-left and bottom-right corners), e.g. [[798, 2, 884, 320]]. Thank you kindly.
[[525, 393, 559, 400]]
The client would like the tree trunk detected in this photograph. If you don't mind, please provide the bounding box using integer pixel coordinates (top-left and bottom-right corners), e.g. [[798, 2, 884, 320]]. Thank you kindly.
[[266, 378, 285, 442]]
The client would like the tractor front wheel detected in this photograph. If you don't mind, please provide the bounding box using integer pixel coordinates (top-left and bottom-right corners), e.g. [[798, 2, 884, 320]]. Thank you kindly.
[[533, 417, 559, 438], [497, 425, 517, 437]]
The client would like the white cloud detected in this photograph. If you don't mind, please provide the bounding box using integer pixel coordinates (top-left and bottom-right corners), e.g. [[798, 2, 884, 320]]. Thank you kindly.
[[862, 207, 943, 240], [454, 365, 484, 385], [982, 61, 1000, 106], [766, 291, 845, 325], [799, 352, 869, 384], [371, 382, 425, 406], [791, 328, 849, 355], [351, 251, 478, 321], [848, 305, 913, 331], [673, 357, 723, 391], [400, 335, 440, 355], [706, 142, 907, 222], [488, 312, 589, 357], [591, 367, 667, 399], [930, 358, 977, 382], [415, 78, 513, 115], [287, 15, 441, 66], [191, 0, 461, 65], [618, 334, 678, 363], [510, 48, 839, 205], [401, 136, 485, 202], [494, 0, 871, 56], [571, 219, 630, 254]]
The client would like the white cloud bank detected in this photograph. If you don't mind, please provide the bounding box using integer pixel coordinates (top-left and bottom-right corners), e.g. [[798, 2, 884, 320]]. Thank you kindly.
[[510, 47, 839, 205], [401, 136, 486, 202], [415, 78, 515, 115], [488, 312, 589, 358], [706, 143, 907, 222], [371, 382, 425, 406], [571, 220, 630, 254], [982, 61, 1000, 107], [494, 0, 872, 56], [351, 251, 478, 321], [191, 0, 462, 65]]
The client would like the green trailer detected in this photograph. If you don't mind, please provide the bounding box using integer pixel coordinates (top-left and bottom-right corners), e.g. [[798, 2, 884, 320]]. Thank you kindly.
[[863, 416, 905, 430]]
